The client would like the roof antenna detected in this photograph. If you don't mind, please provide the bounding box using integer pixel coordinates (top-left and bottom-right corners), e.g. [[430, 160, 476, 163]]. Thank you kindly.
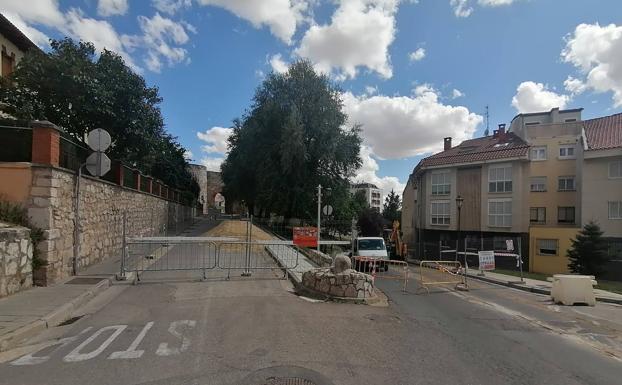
[[484, 105, 490, 136]]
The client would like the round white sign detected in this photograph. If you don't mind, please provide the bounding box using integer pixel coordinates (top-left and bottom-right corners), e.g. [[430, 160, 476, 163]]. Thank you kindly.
[[87, 128, 112, 152]]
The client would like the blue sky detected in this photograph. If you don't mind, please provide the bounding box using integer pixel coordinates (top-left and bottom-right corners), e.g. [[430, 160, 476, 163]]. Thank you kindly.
[[3, 0, 622, 197]]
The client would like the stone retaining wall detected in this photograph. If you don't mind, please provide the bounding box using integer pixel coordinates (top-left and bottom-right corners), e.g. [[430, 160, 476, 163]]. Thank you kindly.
[[301, 268, 374, 299], [0, 222, 33, 297], [27, 166, 194, 285]]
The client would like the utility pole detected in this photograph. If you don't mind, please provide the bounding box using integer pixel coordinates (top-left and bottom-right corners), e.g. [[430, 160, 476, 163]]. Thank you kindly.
[[317, 184, 322, 252]]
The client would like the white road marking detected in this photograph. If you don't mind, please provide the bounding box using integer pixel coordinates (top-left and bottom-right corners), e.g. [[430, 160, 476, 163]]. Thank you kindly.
[[156, 320, 196, 356], [63, 325, 127, 362], [10, 328, 93, 366], [108, 322, 154, 360]]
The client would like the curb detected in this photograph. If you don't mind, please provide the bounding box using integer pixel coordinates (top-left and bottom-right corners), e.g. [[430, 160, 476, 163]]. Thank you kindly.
[[0, 277, 111, 352], [466, 273, 622, 305]]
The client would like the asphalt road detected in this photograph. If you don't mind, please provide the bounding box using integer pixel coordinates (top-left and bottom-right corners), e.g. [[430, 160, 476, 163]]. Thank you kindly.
[[0, 227, 621, 384]]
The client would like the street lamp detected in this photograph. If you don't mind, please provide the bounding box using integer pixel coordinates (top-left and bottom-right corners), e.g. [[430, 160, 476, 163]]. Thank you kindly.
[[455, 195, 466, 288]]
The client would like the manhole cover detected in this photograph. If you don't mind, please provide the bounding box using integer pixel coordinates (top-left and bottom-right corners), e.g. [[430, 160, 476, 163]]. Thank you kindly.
[[65, 277, 105, 285], [263, 378, 316, 385]]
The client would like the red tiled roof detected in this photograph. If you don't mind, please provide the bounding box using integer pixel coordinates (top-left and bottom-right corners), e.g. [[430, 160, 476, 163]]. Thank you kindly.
[[413, 133, 529, 175], [583, 113, 622, 150]]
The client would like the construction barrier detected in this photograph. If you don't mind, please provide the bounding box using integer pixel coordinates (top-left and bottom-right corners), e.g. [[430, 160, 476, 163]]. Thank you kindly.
[[417, 260, 464, 294], [352, 256, 410, 292]]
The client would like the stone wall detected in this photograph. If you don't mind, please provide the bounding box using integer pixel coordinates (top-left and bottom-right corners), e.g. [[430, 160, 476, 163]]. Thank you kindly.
[[206, 171, 223, 206], [27, 165, 194, 285], [301, 268, 374, 299], [188, 164, 208, 214], [0, 222, 32, 297]]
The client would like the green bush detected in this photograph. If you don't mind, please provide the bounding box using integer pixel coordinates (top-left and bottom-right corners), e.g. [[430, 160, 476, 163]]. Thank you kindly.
[[0, 199, 47, 270]]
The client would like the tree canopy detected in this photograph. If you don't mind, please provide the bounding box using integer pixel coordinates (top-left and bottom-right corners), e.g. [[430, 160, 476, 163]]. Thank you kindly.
[[382, 189, 401, 223], [222, 60, 362, 218], [567, 221, 609, 276], [0, 39, 198, 203]]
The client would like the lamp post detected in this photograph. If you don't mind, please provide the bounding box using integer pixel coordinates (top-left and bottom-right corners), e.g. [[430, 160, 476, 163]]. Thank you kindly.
[[455, 195, 466, 287], [317, 184, 322, 252]]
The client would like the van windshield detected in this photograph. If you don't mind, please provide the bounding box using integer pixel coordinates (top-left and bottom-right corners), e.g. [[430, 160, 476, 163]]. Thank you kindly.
[[358, 239, 385, 251]]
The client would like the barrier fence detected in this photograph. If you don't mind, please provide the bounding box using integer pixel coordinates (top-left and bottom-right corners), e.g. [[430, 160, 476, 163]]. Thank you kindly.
[[352, 256, 410, 292], [417, 260, 464, 294], [121, 236, 302, 281]]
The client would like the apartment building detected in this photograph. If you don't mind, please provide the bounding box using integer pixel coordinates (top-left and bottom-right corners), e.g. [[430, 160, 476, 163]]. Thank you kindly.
[[350, 182, 382, 211], [581, 113, 622, 279], [509, 108, 584, 274], [404, 126, 531, 263]]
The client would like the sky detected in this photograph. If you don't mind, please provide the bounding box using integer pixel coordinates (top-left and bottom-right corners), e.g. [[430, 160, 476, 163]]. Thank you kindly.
[[3, 0, 622, 199]]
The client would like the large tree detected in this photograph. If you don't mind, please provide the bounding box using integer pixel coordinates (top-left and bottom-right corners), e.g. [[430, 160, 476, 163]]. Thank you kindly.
[[222, 60, 362, 218], [0, 39, 198, 202], [567, 221, 609, 277], [382, 189, 401, 223]]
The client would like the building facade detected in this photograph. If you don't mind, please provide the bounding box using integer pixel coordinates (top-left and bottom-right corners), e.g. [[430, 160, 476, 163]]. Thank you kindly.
[[581, 113, 622, 280], [350, 183, 382, 211], [405, 127, 531, 266], [0, 13, 38, 78]]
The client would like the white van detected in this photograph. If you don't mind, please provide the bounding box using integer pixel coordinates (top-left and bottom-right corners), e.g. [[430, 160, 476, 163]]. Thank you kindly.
[[351, 237, 389, 271]]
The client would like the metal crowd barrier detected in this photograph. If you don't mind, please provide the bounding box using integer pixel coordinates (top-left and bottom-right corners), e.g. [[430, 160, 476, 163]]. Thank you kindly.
[[417, 260, 464, 294], [352, 256, 410, 292], [120, 237, 301, 281]]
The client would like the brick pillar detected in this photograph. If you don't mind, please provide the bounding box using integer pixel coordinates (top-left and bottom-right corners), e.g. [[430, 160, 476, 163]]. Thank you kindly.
[[148, 178, 153, 194], [134, 170, 141, 190], [31, 120, 61, 167], [116, 164, 124, 187]]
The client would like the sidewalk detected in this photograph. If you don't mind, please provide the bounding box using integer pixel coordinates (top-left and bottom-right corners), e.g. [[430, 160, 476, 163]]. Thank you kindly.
[[0, 276, 111, 352], [465, 269, 622, 305]]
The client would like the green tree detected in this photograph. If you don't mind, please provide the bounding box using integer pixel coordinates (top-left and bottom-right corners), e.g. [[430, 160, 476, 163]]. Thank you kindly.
[[0, 39, 198, 202], [567, 221, 609, 276], [222, 60, 362, 218], [357, 207, 384, 237], [382, 189, 401, 223]]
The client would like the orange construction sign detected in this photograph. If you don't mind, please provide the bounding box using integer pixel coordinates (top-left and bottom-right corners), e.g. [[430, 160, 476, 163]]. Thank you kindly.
[[293, 227, 318, 248]]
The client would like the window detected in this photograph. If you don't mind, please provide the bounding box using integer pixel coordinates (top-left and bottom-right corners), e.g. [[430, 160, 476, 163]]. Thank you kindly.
[[488, 199, 512, 227], [431, 201, 450, 225], [530, 146, 547, 161], [530, 207, 546, 224], [559, 145, 576, 159], [610, 160, 622, 178], [488, 165, 512, 193], [609, 201, 622, 219], [558, 207, 575, 224], [558, 176, 576, 191], [608, 240, 622, 261], [431, 172, 451, 195], [565, 118, 577, 122], [530, 176, 547, 192], [1, 47, 15, 77], [525, 122, 540, 126], [537, 239, 558, 256]]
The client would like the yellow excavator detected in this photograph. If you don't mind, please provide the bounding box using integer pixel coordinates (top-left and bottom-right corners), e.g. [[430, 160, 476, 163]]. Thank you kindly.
[[387, 220, 407, 260]]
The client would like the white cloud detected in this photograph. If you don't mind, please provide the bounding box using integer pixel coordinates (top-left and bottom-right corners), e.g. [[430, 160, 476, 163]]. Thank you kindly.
[[64, 9, 139, 69], [450, 0, 473, 18], [269, 54, 289, 74], [354, 146, 405, 198], [408, 47, 426, 62], [564, 76, 587, 96], [1, 0, 65, 27], [341, 86, 482, 159], [364, 85, 378, 96], [151, 0, 192, 15], [200, 157, 225, 172], [197, 126, 233, 154], [511, 81, 569, 113], [295, 0, 398, 80], [197, 0, 310, 44], [452, 88, 464, 98], [97, 0, 129, 17], [562, 23, 622, 107], [478, 0, 515, 6], [183, 150, 194, 160], [137, 13, 191, 72]]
